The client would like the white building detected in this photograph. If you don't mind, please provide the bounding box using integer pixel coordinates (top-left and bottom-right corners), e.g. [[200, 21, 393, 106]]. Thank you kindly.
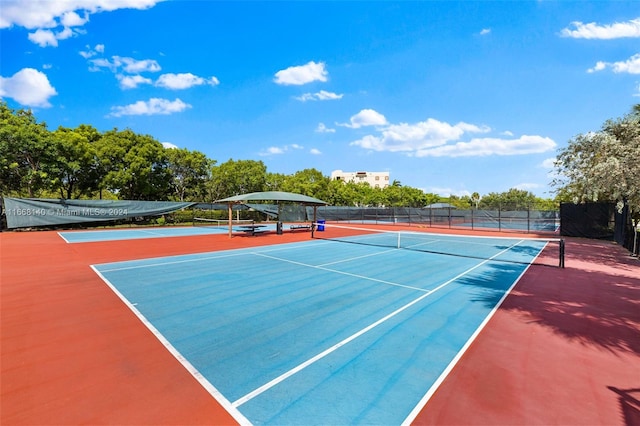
[[330, 170, 390, 188]]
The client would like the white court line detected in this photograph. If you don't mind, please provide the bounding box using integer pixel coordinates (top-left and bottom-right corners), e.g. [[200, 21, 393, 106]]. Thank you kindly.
[[97, 251, 251, 272], [402, 240, 534, 425], [317, 247, 396, 267], [232, 241, 525, 408], [90, 265, 252, 426], [57, 232, 72, 243], [96, 239, 334, 272], [252, 251, 428, 293]]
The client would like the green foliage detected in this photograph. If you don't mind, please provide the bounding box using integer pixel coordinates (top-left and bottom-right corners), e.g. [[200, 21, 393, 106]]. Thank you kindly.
[[166, 147, 213, 201], [554, 104, 640, 221], [479, 188, 538, 210], [280, 168, 330, 200], [0, 102, 55, 197], [96, 129, 172, 200], [206, 159, 267, 201], [50, 126, 101, 199]]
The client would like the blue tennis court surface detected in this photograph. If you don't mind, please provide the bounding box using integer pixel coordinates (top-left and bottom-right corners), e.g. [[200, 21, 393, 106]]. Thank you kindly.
[[92, 236, 545, 425], [59, 224, 278, 243]]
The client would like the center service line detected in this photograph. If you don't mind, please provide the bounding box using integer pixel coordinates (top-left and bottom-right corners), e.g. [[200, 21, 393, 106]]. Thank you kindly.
[[231, 242, 522, 408]]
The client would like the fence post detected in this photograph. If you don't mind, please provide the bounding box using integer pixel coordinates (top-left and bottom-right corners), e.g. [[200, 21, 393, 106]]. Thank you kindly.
[[471, 207, 474, 230]]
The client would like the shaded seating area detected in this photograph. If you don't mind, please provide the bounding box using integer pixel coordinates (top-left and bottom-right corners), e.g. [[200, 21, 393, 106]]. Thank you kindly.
[[215, 191, 327, 238]]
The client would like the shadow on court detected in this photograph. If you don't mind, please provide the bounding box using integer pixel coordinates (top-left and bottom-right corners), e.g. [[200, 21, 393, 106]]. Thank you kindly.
[[608, 387, 640, 426], [414, 237, 640, 425]]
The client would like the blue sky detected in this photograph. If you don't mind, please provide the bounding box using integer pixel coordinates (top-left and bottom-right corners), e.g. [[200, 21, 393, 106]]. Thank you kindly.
[[1, 1, 639, 198]]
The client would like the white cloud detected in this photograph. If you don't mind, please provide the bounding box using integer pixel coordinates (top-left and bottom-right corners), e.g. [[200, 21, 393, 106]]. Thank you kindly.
[[117, 74, 153, 89], [259, 144, 304, 156], [1, 0, 162, 46], [274, 61, 328, 85], [119, 57, 161, 73], [588, 53, 640, 74], [310, 148, 322, 155], [85, 51, 220, 93], [587, 61, 607, 73], [414, 135, 556, 158], [0, 68, 57, 107], [109, 98, 191, 117], [340, 109, 388, 129], [162, 142, 178, 149], [514, 183, 542, 192], [351, 117, 490, 152], [262, 147, 284, 155], [316, 123, 335, 133], [347, 114, 554, 158], [79, 44, 104, 59], [480, 28, 491, 35], [156, 73, 219, 89], [429, 187, 471, 198], [28, 29, 59, 47], [60, 11, 88, 27], [89, 56, 161, 73], [560, 17, 640, 39], [295, 90, 343, 101], [541, 157, 556, 169]]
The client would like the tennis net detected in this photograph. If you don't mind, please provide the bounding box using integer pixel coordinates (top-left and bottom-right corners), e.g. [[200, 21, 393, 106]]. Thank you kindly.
[[312, 223, 565, 268], [193, 217, 254, 228]]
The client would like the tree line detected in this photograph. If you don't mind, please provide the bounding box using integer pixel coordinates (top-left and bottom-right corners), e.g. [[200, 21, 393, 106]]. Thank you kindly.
[[5, 100, 618, 211]]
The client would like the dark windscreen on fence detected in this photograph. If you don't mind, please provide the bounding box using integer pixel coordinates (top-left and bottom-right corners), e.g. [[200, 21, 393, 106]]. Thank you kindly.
[[560, 202, 615, 239], [308, 205, 559, 234]]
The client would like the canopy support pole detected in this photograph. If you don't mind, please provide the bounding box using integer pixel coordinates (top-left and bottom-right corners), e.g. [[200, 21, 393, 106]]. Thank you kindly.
[[311, 206, 317, 238], [228, 203, 233, 238]]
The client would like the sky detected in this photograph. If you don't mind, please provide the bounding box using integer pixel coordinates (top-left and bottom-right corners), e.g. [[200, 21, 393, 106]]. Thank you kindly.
[[1, 1, 639, 199]]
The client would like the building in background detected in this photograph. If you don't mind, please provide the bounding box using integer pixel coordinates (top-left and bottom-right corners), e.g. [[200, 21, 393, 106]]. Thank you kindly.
[[330, 170, 390, 188]]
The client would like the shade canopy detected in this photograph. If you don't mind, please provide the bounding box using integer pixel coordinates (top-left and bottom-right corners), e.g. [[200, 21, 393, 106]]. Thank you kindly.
[[215, 191, 326, 237], [215, 191, 327, 206]]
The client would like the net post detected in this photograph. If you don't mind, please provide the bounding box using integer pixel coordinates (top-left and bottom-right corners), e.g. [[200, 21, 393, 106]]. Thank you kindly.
[[559, 238, 565, 268]]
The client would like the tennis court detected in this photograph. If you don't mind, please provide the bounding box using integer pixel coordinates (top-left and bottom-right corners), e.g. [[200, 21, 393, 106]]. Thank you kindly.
[[91, 226, 558, 424], [3, 224, 639, 425], [59, 220, 279, 243]]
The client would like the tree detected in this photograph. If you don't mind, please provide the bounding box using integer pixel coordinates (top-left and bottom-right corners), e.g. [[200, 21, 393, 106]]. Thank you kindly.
[[554, 104, 640, 222], [471, 192, 481, 209], [96, 129, 172, 200], [382, 184, 427, 207], [50, 127, 100, 199], [281, 168, 329, 199], [265, 172, 287, 192], [479, 189, 538, 210], [207, 159, 267, 201], [325, 180, 370, 206], [165, 147, 213, 201], [0, 102, 55, 197]]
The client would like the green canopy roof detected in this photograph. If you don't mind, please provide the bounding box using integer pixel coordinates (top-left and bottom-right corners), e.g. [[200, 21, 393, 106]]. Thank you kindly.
[[215, 191, 327, 206]]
